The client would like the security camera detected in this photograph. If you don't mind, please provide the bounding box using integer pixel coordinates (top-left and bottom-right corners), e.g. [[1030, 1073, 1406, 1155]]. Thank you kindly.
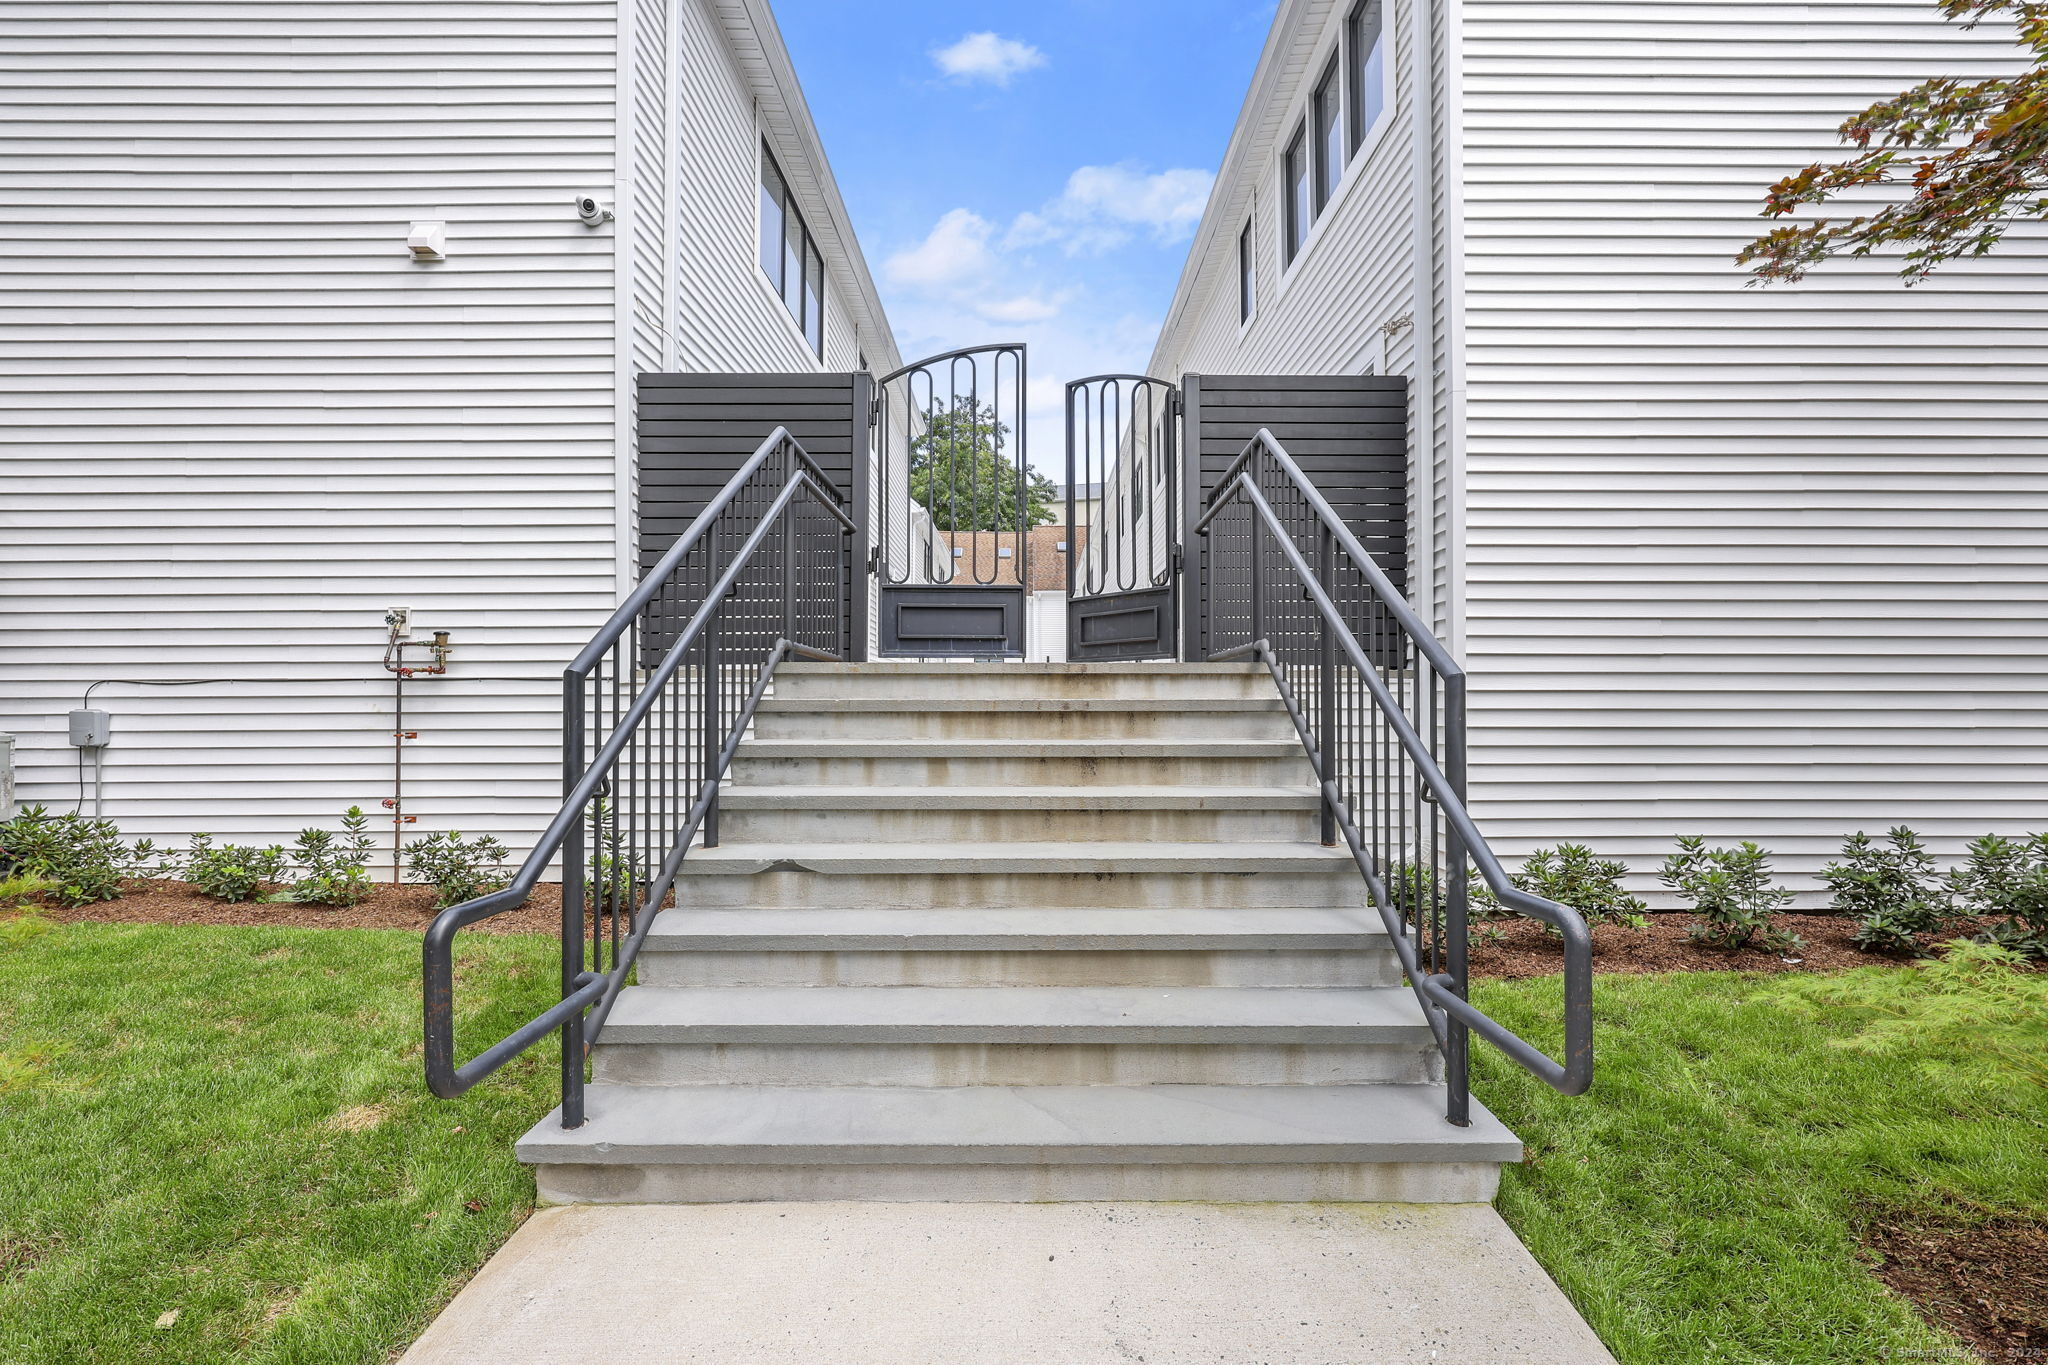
[[575, 193, 614, 227]]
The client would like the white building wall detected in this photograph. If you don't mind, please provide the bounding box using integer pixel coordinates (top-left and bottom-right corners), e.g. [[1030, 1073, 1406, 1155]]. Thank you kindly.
[[0, 1, 623, 865], [1460, 0, 2048, 893], [1150, 0, 1436, 623], [0, 0, 895, 867]]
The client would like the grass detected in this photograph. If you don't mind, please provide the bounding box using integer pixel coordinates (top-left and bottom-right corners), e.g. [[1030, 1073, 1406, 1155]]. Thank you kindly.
[[0, 922, 558, 1365], [1473, 961, 2048, 1365], [4, 918, 2042, 1364]]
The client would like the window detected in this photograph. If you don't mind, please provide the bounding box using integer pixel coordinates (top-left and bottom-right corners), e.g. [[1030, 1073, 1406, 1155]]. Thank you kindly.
[[1345, 0, 1386, 155], [803, 239, 824, 355], [1238, 219, 1256, 322], [758, 143, 825, 357], [1313, 57, 1342, 213], [1281, 123, 1309, 264]]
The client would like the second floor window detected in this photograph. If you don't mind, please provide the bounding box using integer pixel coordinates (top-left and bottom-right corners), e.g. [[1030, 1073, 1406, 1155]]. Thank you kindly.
[[1282, 124, 1309, 265], [1238, 220, 1256, 322], [1346, 0, 1387, 154], [1313, 56, 1342, 213], [758, 143, 824, 357]]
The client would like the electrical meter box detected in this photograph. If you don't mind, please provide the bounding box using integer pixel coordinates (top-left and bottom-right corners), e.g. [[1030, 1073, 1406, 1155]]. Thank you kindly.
[[68, 709, 111, 748]]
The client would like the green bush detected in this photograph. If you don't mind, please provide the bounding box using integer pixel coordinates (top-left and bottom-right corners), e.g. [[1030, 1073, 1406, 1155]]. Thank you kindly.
[[1946, 832, 2048, 960], [406, 830, 511, 909], [1659, 836, 1802, 953], [1823, 826, 1950, 955], [178, 833, 287, 903], [0, 805, 157, 907], [1511, 844, 1648, 935], [288, 806, 377, 906]]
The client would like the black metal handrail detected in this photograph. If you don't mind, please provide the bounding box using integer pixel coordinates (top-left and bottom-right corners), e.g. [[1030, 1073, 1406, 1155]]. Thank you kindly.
[[423, 428, 856, 1127], [1195, 429, 1591, 1120]]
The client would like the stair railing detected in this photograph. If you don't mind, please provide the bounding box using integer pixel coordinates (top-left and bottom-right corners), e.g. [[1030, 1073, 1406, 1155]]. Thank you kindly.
[[1194, 429, 1591, 1121], [423, 428, 856, 1128]]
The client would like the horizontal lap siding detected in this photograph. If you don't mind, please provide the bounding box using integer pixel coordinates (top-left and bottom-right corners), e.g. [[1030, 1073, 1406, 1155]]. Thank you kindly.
[[1151, 0, 1430, 624], [1460, 0, 2048, 898], [0, 1, 620, 861]]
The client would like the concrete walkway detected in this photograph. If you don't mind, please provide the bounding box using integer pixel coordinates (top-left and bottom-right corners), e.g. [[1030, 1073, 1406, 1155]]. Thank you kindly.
[[401, 1202, 1616, 1365]]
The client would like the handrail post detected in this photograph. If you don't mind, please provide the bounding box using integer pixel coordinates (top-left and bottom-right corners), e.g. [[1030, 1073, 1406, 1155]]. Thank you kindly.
[[1248, 484, 1264, 645], [703, 597, 721, 849], [560, 671, 587, 1130], [1442, 677, 1473, 1126], [1317, 522, 1337, 846]]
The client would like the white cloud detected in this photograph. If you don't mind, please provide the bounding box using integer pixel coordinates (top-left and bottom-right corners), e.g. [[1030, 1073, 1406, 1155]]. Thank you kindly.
[[1006, 164, 1215, 255], [883, 208, 996, 291], [976, 293, 1063, 325], [931, 32, 1047, 86]]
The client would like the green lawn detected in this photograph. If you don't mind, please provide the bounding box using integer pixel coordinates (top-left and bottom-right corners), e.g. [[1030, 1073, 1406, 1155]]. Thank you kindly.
[[1474, 964, 2048, 1364], [3, 922, 2042, 1365], [0, 922, 557, 1365]]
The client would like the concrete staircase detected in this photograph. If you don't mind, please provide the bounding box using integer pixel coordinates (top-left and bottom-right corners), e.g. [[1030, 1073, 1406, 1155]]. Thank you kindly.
[[517, 662, 1520, 1203]]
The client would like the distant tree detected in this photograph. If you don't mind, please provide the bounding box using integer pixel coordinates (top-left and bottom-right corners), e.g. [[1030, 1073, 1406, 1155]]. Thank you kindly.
[[1739, 0, 2048, 283], [909, 398, 1057, 531]]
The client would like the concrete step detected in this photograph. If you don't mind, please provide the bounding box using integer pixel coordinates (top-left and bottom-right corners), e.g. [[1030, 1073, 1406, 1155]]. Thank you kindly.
[[728, 738, 1314, 788], [715, 785, 1322, 844], [516, 1083, 1522, 1203], [773, 661, 1271, 703], [752, 697, 1294, 741], [670, 841, 1368, 909], [589, 984, 1438, 1087], [636, 906, 1403, 987]]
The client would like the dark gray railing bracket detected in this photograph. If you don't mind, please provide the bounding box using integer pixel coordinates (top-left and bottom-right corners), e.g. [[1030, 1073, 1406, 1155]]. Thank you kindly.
[[1197, 429, 1591, 1119]]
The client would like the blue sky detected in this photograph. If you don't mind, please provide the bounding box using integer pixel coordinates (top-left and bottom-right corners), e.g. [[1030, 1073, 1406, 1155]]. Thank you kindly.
[[774, 0, 1279, 465]]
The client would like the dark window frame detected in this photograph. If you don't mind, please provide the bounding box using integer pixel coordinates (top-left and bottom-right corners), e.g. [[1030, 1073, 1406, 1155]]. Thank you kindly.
[[1345, 0, 1387, 156], [1312, 55, 1343, 214], [1237, 219, 1256, 323], [1281, 123, 1309, 265], [758, 142, 825, 358]]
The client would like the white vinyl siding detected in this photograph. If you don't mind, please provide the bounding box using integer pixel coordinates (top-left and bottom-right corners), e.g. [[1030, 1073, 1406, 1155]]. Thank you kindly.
[[1150, 0, 1428, 627], [0, 1, 622, 860], [0, 0, 894, 865], [1458, 0, 2048, 895], [1152, 0, 1420, 382]]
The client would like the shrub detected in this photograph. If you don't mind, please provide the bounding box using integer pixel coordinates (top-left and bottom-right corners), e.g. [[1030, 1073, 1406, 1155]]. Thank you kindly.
[[289, 806, 377, 906], [1659, 836, 1802, 953], [0, 805, 157, 907], [584, 799, 646, 912], [1822, 826, 1949, 955], [1512, 844, 1648, 935], [179, 833, 287, 903], [1946, 832, 2048, 960], [1386, 861, 1509, 947], [407, 830, 511, 909]]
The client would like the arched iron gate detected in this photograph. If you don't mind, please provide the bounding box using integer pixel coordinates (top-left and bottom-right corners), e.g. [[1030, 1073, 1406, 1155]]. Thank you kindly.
[[1065, 374, 1182, 660], [873, 344, 1030, 656]]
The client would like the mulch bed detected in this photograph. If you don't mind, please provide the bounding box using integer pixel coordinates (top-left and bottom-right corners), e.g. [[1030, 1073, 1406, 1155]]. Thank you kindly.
[[26, 886, 2005, 979], [1862, 1212, 2048, 1360], [37, 878, 564, 936], [1465, 912, 2008, 980]]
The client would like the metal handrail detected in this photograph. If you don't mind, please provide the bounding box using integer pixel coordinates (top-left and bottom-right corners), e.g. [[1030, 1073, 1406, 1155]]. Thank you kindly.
[[1197, 429, 1591, 1112], [423, 429, 855, 1123]]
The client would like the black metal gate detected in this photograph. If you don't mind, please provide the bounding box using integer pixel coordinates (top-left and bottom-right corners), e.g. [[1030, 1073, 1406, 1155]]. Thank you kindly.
[[873, 344, 1030, 656], [1065, 375, 1181, 660]]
